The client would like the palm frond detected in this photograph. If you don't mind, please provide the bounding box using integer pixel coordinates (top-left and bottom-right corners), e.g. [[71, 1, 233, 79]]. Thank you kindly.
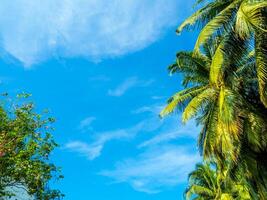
[[255, 31, 267, 107], [236, 1, 267, 39], [160, 86, 207, 118], [177, 1, 232, 34], [194, 1, 241, 54], [182, 88, 216, 122], [185, 185, 214, 200]]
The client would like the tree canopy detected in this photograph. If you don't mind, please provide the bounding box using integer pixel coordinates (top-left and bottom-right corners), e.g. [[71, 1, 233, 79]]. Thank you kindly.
[[0, 94, 63, 199], [161, 0, 267, 199]]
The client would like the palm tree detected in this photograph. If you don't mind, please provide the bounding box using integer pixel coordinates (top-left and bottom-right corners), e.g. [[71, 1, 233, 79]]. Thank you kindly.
[[185, 162, 252, 200], [177, 0, 267, 106], [185, 162, 218, 200], [160, 33, 258, 160], [162, 1, 267, 198], [160, 32, 267, 197]]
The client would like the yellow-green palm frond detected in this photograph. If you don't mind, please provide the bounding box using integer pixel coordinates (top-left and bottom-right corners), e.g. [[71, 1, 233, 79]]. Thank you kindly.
[[185, 162, 222, 200], [216, 86, 243, 161], [246, 112, 267, 152], [220, 193, 234, 200], [231, 184, 253, 200], [218, 86, 241, 136], [202, 34, 223, 60], [235, 1, 267, 39], [185, 185, 214, 200], [182, 88, 216, 122], [177, 1, 233, 34], [188, 162, 217, 189], [169, 51, 210, 87], [176, 51, 209, 70], [197, 100, 219, 159], [216, 119, 240, 162], [169, 51, 209, 76], [210, 41, 224, 86], [160, 86, 207, 118], [255, 31, 267, 107], [210, 31, 249, 87], [194, 1, 241, 54]]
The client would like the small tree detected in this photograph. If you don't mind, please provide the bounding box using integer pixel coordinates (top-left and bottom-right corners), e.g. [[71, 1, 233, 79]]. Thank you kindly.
[[0, 93, 63, 199]]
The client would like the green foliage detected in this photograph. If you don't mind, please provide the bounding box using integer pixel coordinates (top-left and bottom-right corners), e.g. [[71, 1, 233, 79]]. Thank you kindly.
[[177, 0, 267, 106], [161, 0, 267, 199], [185, 162, 252, 200], [0, 94, 63, 199]]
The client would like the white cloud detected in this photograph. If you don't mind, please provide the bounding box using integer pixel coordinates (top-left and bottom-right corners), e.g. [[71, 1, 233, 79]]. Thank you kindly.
[[65, 128, 136, 160], [65, 141, 102, 160], [79, 116, 96, 131], [96, 107, 200, 193], [0, 0, 182, 67], [138, 119, 199, 148], [108, 77, 153, 97], [108, 77, 139, 97], [66, 102, 199, 160], [131, 104, 164, 115], [100, 146, 200, 193], [66, 116, 163, 160], [65, 102, 200, 192], [138, 131, 182, 148]]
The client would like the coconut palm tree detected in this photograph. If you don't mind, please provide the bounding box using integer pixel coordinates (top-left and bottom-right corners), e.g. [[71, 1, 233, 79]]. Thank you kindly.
[[177, 0, 267, 106], [160, 31, 267, 197], [161, 1, 267, 198], [185, 162, 252, 200], [160, 32, 258, 160], [185, 162, 218, 200]]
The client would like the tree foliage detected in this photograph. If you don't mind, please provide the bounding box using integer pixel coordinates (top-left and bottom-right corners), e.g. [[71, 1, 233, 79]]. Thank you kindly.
[[0, 94, 63, 199], [161, 0, 267, 199]]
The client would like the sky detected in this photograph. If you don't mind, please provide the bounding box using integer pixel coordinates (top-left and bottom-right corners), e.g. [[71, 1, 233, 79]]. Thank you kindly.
[[0, 1, 201, 199]]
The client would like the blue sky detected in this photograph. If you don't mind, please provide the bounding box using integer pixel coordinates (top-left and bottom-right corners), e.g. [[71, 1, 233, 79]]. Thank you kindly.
[[0, 1, 201, 199]]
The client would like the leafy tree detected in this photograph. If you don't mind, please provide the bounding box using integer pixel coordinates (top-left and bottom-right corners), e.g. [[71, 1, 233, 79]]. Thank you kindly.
[[0, 94, 63, 199]]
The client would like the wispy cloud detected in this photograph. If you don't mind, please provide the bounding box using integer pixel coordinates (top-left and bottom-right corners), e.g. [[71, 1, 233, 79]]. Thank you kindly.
[[65, 124, 140, 160], [108, 77, 139, 97], [65, 102, 200, 193], [66, 102, 199, 161], [65, 141, 102, 160], [138, 119, 199, 148], [108, 77, 153, 97], [131, 104, 164, 115], [65, 127, 134, 160], [65, 115, 163, 160], [97, 105, 200, 193], [0, 0, 182, 67], [79, 116, 96, 131], [138, 131, 182, 148], [100, 145, 200, 193]]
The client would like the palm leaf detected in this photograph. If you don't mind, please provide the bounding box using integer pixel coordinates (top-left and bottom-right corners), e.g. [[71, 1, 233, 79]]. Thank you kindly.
[[182, 88, 216, 122], [235, 1, 267, 38], [255, 30, 267, 107], [177, 1, 232, 34], [160, 86, 207, 118], [185, 185, 214, 200], [209, 41, 224, 86], [194, 1, 241, 54]]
